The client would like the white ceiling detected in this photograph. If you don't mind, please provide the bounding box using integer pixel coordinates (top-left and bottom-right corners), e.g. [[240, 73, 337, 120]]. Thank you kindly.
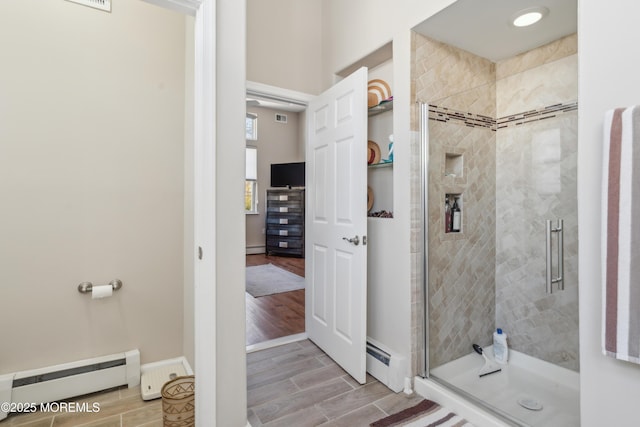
[[413, 0, 577, 62]]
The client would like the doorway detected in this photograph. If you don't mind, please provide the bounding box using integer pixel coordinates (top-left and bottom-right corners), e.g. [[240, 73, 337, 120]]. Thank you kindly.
[[245, 82, 312, 348]]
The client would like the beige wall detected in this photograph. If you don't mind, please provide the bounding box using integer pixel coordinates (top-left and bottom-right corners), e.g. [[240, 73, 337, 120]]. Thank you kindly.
[[321, 0, 455, 88], [183, 15, 196, 370], [247, 0, 323, 95], [246, 0, 456, 94], [246, 106, 302, 252], [0, 0, 186, 372]]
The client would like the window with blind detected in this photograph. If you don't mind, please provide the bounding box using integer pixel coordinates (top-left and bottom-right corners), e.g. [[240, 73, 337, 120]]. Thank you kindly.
[[245, 146, 258, 214]]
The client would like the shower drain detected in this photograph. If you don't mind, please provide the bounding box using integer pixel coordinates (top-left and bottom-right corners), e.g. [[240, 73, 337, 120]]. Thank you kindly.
[[517, 397, 543, 411]]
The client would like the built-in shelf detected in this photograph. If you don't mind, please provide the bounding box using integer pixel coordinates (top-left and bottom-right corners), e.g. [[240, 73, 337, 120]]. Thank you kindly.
[[444, 193, 463, 234], [368, 99, 393, 117], [368, 161, 393, 169]]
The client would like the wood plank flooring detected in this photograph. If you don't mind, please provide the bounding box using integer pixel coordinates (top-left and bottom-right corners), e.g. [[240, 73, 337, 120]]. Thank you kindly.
[[246, 254, 305, 346], [2, 385, 162, 427], [247, 339, 424, 427]]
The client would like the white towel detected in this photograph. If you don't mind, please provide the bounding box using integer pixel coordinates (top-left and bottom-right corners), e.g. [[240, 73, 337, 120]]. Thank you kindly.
[[602, 106, 640, 364]]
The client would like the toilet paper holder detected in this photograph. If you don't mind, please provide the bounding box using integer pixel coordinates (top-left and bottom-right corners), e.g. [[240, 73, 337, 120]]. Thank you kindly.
[[78, 279, 123, 294]]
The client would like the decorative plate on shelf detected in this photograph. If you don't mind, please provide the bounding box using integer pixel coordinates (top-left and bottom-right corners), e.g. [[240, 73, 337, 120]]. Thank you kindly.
[[367, 186, 374, 211], [367, 79, 392, 108], [368, 140, 381, 164]]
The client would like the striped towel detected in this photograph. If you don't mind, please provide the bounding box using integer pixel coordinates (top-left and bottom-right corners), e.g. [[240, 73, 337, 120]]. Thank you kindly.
[[602, 106, 640, 364], [370, 399, 474, 427]]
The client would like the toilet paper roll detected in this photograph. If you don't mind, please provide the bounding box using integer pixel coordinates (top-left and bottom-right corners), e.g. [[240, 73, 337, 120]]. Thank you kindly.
[[92, 284, 113, 299]]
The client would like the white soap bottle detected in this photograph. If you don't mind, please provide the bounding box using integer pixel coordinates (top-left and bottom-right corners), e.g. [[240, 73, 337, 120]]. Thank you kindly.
[[493, 328, 509, 364]]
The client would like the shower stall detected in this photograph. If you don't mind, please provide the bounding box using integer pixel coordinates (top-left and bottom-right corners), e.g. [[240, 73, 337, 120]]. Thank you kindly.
[[411, 27, 580, 427]]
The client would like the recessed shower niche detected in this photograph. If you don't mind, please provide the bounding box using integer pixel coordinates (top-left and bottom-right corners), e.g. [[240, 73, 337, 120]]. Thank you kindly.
[[444, 152, 463, 178], [444, 192, 463, 235], [443, 149, 466, 186]]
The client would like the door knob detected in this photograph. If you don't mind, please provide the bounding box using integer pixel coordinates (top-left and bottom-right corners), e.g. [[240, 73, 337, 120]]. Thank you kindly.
[[342, 235, 360, 246]]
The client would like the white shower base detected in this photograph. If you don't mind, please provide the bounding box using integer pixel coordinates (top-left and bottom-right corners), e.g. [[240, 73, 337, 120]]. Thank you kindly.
[[415, 346, 579, 427]]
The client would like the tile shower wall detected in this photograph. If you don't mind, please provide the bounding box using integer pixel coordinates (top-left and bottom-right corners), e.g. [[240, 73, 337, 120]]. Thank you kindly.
[[495, 39, 579, 371], [411, 33, 497, 369], [410, 33, 579, 372]]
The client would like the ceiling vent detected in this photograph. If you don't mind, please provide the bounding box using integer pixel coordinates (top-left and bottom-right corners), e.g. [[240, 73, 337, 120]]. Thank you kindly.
[[275, 114, 288, 124], [66, 0, 111, 12]]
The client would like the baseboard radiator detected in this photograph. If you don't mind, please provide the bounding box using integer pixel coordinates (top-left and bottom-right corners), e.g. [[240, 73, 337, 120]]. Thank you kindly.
[[0, 349, 140, 421], [366, 338, 406, 393]]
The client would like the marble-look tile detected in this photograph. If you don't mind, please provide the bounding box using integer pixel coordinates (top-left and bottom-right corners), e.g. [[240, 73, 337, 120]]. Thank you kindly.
[[496, 33, 578, 80], [495, 113, 579, 371], [412, 23, 578, 374], [414, 34, 495, 106], [432, 82, 496, 118], [496, 54, 578, 118], [427, 122, 496, 368]]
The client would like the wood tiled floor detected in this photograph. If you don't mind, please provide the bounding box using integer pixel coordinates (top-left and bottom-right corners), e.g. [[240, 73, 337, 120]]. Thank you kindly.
[[247, 340, 424, 427], [3, 385, 162, 427], [6, 340, 418, 427], [246, 254, 306, 346]]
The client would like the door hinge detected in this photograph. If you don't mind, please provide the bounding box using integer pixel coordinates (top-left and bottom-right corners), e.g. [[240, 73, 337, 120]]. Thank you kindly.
[[198, 246, 203, 260], [363, 235, 367, 245]]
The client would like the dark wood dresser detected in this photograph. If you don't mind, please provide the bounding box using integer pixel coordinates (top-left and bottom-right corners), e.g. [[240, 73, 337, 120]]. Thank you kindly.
[[265, 188, 305, 257]]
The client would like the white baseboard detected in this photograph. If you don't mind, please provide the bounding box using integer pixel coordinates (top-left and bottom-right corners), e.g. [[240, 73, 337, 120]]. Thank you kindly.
[[246, 333, 308, 354], [246, 245, 265, 255]]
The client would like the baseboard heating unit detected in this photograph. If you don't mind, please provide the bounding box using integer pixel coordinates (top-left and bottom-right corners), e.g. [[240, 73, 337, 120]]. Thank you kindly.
[[366, 338, 407, 393], [0, 349, 140, 421]]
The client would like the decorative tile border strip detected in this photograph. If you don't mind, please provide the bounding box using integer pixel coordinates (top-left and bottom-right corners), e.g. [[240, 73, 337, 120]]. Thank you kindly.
[[428, 105, 495, 130], [496, 101, 578, 129], [428, 101, 578, 131]]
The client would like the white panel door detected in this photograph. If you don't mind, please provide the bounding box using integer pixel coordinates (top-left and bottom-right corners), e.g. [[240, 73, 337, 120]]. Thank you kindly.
[[306, 67, 368, 383]]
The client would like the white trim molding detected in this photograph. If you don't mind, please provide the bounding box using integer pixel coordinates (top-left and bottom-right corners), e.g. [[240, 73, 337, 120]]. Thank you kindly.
[[141, 0, 202, 16], [146, 0, 218, 424], [246, 81, 314, 106], [192, 1, 217, 426]]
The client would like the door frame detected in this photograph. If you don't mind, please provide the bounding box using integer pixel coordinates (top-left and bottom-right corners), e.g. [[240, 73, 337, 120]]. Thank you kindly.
[[144, 0, 217, 423], [244, 81, 314, 353]]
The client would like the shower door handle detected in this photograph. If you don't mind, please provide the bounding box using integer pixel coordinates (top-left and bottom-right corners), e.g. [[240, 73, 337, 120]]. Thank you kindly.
[[546, 219, 564, 294]]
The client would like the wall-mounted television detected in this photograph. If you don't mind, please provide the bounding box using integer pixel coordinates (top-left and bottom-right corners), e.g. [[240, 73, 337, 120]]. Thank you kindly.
[[270, 162, 305, 188]]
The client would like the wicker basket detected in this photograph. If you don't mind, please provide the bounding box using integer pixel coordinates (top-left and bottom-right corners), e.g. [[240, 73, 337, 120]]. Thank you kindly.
[[161, 375, 195, 427]]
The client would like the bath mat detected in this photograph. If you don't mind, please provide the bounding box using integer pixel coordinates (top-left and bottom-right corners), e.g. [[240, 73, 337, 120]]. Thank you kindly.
[[370, 399, 474, 427], [246, 263, 305, 297]]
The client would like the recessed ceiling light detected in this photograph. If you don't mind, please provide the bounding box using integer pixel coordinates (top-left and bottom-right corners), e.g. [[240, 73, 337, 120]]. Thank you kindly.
[[511, 7, 549, 27]]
